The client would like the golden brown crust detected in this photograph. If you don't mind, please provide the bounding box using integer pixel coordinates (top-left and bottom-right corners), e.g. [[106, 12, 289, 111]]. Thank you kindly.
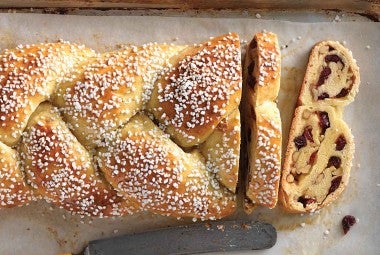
[[0, 42, 95, 146], [0, 141, 35, 208], [20, 103, 138, 217], [0, 35, 240, 220], [52, 44, 184, 149], [199, 108, 240, 193], [280, 41, 360, 213], [97, 114, 236, 220], [243, 32, 282, 211], [147, 33, 242, 148]]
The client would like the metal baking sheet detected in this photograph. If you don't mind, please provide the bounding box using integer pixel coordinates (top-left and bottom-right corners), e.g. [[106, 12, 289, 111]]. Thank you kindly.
[[0, 13, 378, 255]]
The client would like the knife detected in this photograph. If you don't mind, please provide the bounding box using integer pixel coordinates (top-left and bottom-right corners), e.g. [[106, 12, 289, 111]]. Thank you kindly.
[[82, 220, 276, 255]]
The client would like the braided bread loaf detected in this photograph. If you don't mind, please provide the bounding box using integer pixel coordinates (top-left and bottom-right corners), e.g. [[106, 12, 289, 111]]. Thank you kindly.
[[279, 41, 360, 213], [243, 32, 282, 213], [0, 33, 242, 220]]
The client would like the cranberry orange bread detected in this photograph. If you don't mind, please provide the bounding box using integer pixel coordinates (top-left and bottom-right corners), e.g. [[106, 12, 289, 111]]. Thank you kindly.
[[279, 41, 360, 213], [0, 33, 242, 220], [243, 32, 282, 212]]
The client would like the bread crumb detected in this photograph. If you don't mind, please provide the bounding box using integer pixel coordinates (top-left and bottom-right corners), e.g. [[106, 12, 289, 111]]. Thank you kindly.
[[113, 229, 119, 234], [300, 222, 306, 227], [334, 15, 341, 22], [255, 13, 262, 19], [366, 45, 371, 49], [324, 229, 330, 235], [241, 223, 252, 230], [217, 225, 225, 232]]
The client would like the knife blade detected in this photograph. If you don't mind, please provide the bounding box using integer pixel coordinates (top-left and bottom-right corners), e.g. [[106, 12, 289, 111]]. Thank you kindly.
[[83, 220, 276, 255]]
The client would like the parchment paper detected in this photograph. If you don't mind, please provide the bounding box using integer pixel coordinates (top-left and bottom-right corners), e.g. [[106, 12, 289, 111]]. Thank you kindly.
[[0, 14, 378, 255]]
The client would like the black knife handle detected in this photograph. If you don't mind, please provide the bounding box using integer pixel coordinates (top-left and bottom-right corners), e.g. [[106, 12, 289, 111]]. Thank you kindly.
[[85, 220, 276, 255]]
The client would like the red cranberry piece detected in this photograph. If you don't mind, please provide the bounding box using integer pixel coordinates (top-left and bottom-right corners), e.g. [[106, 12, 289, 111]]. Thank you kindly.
[[294, 135, 307, 150], [298, 196, 316, 208], [336, 88, 349, 98], [249, 39, 257, 49], [342, 215, 356, 234], [328, 176, 342, 195], [309, 151, 318, 165], [325, 54, 342, 63], [303, 126, 314, 143], [318, 92, 330, 100], [318, 111, 330, 135], [335, 135, 346, 151], [316, 67, 332, 87], [327, 156, 341, 168]]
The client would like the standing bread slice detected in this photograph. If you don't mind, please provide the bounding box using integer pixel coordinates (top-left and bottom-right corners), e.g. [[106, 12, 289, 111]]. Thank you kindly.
[[279, 41, 360, 213], [243, 32, 282, 211]]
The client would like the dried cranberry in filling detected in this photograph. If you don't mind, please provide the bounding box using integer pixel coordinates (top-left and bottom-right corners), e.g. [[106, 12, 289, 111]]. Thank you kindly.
[[328, 176, 342, 194], [309, 151, 318, 165], [327, 156, 341, 168], [318, 111, 330, 135], [328, 46, 335, 51], [336, 88, 349, 98], [298, 196, 316, 208], [294, 135, 307, 150], [342, 215, 356, 234], [335, 135, 347, 151], [325, 54, 343, 64], [318, 92, 330, 100], [303, 126, 314, 143], [316, 67, 332, 87]]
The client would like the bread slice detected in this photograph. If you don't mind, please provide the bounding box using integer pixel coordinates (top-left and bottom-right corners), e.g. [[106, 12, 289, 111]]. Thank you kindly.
[[243, 32, 282, 211], [279, 41, 360, 213]]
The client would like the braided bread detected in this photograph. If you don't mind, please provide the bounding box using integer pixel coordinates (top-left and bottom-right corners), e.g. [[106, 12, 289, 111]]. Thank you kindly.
[[279, 41, 360, 213], [0, 33, 242, 220], [243, 32, 282, 212]]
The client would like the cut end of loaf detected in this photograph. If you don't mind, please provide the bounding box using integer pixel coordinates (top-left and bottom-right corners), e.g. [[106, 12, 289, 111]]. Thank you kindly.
[[298, 40, 360, 108], [243, 32, 282, 212]]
